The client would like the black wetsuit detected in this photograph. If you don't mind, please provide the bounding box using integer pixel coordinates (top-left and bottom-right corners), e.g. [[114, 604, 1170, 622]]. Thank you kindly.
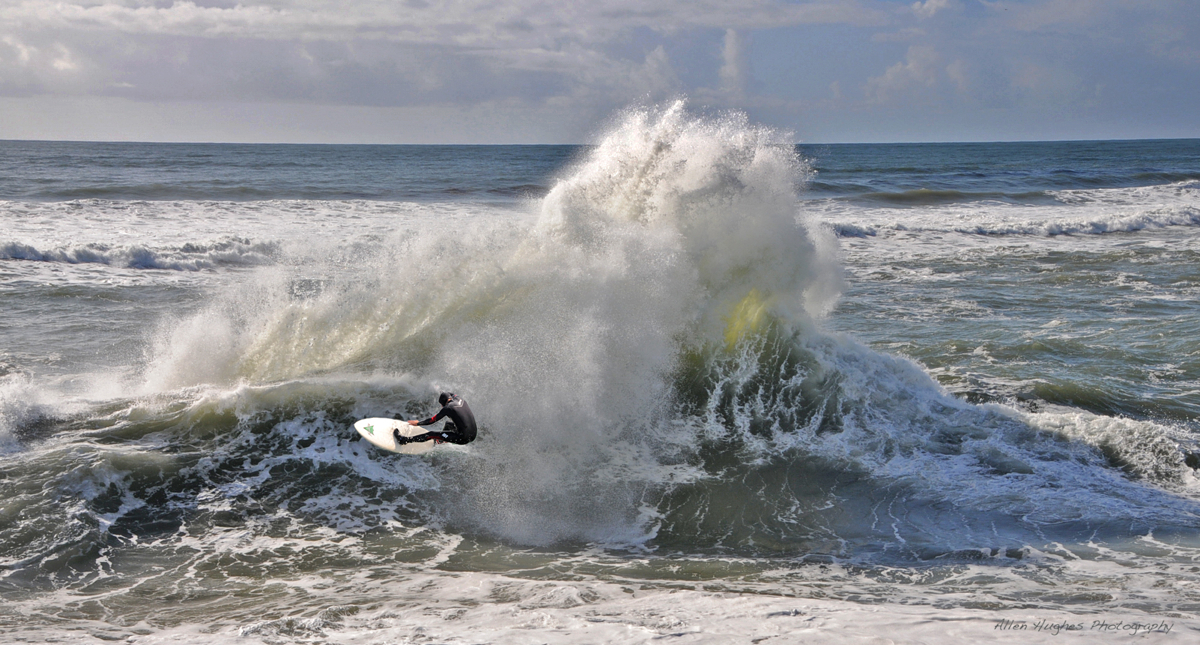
[[407, 397, 476, 445]]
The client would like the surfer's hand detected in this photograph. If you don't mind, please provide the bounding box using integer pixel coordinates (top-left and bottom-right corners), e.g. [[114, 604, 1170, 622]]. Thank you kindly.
[[408, 419, 420, 425]]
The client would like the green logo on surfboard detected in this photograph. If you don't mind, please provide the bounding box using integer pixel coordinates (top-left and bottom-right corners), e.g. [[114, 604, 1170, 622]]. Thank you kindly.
[[364, 424, 375, 435]]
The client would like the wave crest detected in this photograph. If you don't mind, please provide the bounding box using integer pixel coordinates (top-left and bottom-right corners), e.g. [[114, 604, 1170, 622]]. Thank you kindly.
[[1, 238, 279, 271], [130, 104, 1200, 552]]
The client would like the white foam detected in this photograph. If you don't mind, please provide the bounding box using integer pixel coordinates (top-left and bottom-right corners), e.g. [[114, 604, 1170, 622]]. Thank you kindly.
[[0, 372, 37, 453], [125, 102, 844, 546], [687, 324, 1200, 543], [0, 370, 117, 454], [820, 180, 1200, 240], [0, 239, 279, 271], [0, 199, 492, 274], [65, 569, 1198, 644], [7, 118, 1200, 645], [1018, 408, 1198, 489]]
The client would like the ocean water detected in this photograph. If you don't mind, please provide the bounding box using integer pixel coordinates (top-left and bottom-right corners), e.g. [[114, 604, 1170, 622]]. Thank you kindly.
[[2, 103, 1200, 643]]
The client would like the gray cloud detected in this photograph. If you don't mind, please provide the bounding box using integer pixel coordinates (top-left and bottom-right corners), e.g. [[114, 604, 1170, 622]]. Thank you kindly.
[[1, 0, 1197, 142], [864, 44, 942, 104], [0, 1, 879, 44], [0, 1, 878, 107]]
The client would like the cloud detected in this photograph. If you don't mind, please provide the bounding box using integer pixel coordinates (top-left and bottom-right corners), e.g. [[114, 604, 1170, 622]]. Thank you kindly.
[[718, 29, 748, 97], [0, 0, 884, 107], [864, 45, 941, 104], [2, 0, 1198, 142], [0, 1, 882, 44], [911, 0, 953, 20]]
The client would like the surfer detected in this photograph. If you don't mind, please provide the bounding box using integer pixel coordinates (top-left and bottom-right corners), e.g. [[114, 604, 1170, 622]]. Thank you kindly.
[[395, 392, 477, 445]]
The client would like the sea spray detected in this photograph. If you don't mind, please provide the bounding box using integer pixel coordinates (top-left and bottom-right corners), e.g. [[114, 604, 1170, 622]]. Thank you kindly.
[[437, 102, 844, 542], [5, 125, 1200, 643], [128, 102, 848, 544], [127, 102, 1200, 552]]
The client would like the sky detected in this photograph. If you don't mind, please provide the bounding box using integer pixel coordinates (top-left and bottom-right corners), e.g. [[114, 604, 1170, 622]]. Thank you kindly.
[[0, 0, 1197, 144]]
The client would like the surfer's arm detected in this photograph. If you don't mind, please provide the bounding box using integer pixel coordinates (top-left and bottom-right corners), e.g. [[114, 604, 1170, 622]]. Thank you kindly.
[[413, 408, 447, 426]]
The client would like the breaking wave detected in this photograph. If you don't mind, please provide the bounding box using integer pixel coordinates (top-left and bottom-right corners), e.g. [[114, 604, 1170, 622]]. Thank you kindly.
[[1, 238, 280, 271], [6, 104, 1197, 594], [121, 102, 1199, 555], [827, 181, 1200, 238]]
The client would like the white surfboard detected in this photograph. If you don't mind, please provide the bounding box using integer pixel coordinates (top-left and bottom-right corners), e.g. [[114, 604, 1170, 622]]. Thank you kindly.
[[354, 417, 438, 455]]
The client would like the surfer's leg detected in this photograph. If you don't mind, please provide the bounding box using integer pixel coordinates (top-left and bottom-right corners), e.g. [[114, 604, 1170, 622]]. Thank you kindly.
[[406, 431, 447, 443], [396, 422, 465, 445], [430, 422, 471, 445], [394, 428, 436, 444], [399, 431, 469, 445]]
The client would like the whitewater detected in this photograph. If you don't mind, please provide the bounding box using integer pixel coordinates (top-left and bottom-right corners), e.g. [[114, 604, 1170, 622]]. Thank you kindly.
[[2, 104, 1200, 643]]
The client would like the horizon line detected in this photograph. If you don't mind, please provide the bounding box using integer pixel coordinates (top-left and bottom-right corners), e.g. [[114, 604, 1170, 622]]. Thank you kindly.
[[3, 136, 1199, 147]]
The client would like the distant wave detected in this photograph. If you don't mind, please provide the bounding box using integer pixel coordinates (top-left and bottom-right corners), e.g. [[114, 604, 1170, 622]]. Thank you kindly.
[[964, 207, 1200, 236], [22, 182, 552, 202], [37, 184, 287, 201], [0, 238, 279, 271], [811, 175, 1200, 207], [827, 181, 1200, 238], [849, 188, 1055, 206], [1132, 171, 1200, 184], [831, 223, 880, 238], [488, 183, 550, 198], [831, 206, 1200, 238], [440, 183, 550, 198]]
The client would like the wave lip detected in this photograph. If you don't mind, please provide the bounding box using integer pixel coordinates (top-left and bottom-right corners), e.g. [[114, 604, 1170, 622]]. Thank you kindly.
[[827, 181, 1200, 239], [1001, 206, 1200, 236], [850, 188, 1054, 206], [33, 183, 284, 202], [12, 107, 1196, 563], [853, 206, 1200, 239], [128, 100, 848, 547], [1, 238, 280, 271]]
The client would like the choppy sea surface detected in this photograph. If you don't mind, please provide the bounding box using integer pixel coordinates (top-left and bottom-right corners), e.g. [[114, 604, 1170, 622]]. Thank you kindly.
[[3, 104, 1200, 643]]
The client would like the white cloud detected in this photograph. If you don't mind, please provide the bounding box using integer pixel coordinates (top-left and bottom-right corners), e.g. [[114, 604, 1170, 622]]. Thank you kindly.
[[50, 44, 79, 71], [0, 1, 883, 44], [865, 45, 941, 104], [0, 0, 885, 107], [911, 0, 953, 20], [1, 35, 34, 64], [718, 29, 748, 97], [2, 0, 1198, 142]]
